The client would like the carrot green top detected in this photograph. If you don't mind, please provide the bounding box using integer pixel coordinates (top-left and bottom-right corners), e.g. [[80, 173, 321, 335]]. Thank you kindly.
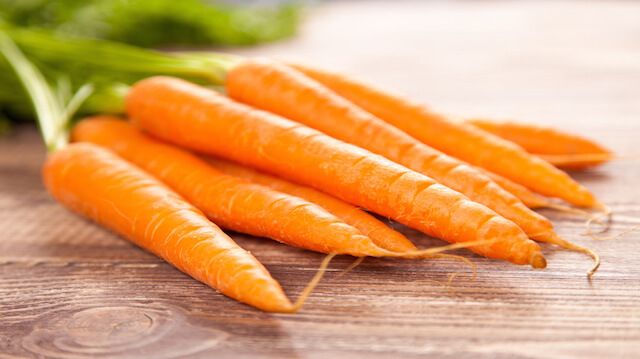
[[0, 32, 93, 152]]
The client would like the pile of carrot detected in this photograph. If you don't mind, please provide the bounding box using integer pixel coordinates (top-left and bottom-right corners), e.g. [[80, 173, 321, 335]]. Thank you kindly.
[[2, 34, 616, 312]]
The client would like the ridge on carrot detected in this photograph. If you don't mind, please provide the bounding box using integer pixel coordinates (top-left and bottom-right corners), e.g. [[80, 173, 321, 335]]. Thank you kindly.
[[291, 64, 603, 210], [468, 119, 613, 170], [205, 156, 416, 252], [126, 75, 546, 269]]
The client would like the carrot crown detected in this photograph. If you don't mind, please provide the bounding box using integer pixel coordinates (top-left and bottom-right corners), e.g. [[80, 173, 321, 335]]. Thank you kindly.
[[0, 32, 93, 152], [5, 26, 238, 85], [1, 26, 241, 120]]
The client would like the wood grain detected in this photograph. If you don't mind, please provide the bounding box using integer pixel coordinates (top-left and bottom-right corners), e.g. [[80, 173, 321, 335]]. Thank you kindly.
[[1, 1, 639, 358]]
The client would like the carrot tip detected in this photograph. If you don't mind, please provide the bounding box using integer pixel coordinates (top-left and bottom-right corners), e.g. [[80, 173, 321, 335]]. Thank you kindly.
[[543, 203, 594, 219], [583, 203, 613, 235], [336, 256, 365, 278], [531, 253, 547, 269], [543, 233, 600, 277], [286, 253, 336, 313]]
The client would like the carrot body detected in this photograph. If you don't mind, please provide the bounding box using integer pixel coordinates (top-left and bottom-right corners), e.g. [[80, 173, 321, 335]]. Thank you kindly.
[[292, 64, 599, 208], [474, 166, 550, 209], [468, 119, 612, 169], [537, 153, 614, 170], [44, 143, 292, 312], [72, 117, 395, 257], [206, 157, 415, 252], [467, 119, 611, 156], [225, 60, 561, 245], [126, 76, 545, 268]]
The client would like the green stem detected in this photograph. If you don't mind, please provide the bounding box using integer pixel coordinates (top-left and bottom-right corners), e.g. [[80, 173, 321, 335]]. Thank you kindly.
[[0, 26, 246, 131], [58, 83, 94, 138], [7, 26, 240, 85], [0, 32, 93, 152]]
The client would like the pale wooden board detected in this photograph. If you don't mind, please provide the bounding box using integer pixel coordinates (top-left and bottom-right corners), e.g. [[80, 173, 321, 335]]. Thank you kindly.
[[1, 1, 639, 358]]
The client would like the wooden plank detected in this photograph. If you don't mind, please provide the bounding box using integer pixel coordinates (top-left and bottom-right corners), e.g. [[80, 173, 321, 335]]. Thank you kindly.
[[1, 1, 639, 358]]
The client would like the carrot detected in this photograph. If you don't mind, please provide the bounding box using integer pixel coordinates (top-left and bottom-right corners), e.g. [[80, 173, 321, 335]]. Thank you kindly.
[[74, 117, 482, 263], [479, 167, 594, 222], [223, 59, 600, 271], [468, 119, 613, 169], [538, 153, 615, 170], [467, 119, 612, 157], [474, 167, 549, 209], [291, 64, 601, 209], [70, 119, 492, 273], [0, 33, 332, 313], [225, 61, 541, 234], [72, 116, 412, 257], [126, 76, 546, 268], [205, 156, 416, 252], [44, 143, 296, 312]]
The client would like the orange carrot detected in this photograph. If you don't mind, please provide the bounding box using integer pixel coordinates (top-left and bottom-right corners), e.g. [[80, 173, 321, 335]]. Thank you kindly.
[[476, 166, 595, 221], [126, 76, 546, 268], [538, 153, 615, 170], [72, 116, 409, 257], [292, 64, 601, 209], [2, 33, 325, 313], [44, 143, 295, 312], [467, 119, 613, 169], [225, 61, 541, 233], [205, 156, 415, 252], [474, 166, 550, 209], [223, 60, 598, 267]]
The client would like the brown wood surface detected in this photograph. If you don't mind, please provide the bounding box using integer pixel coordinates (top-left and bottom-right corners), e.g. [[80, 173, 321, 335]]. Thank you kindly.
[[2, 1, 640, 358]]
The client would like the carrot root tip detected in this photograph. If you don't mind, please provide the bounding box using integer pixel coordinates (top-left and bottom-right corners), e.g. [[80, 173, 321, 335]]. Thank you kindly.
[[543, 203, 595, 218], [336, 256, 365, 278], [587, 224, 640, 242], [287, 253, 337, 313], [583, 203, 613, 236], [543, 233, 601, 277], [531, 253, 547, 269], [431, 253, 477, 282]]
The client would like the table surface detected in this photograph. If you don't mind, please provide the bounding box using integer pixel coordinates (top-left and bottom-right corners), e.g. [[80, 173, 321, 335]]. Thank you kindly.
[[2, 1, 640, 358]]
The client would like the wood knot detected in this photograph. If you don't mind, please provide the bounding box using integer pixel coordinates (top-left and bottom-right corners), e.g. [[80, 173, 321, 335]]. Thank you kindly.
[[22, 303, 227, 358]]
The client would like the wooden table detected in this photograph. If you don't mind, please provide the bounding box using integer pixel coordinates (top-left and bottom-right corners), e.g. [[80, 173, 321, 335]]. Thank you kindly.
[[2, 1, 639, 358]]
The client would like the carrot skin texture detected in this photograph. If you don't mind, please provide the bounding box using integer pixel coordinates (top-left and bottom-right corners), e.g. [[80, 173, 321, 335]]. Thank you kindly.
[[206, 157, 416, 252], [468, 119, 611, 155], [292, 64, 599, 208], [43, 143, 292, 312], [474, 166, 550, 209], [468, 119, 613, 169], [72, 117, 389, 257], [126, 76, 544, 267], [225, 60, 558, 243], [537, 154, 614, 170]]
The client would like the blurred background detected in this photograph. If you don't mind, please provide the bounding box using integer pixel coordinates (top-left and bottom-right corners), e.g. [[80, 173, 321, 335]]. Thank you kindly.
[[2, 3, 639, 357], [1, 0, 638, 142], [0, 0, 303, 47]]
